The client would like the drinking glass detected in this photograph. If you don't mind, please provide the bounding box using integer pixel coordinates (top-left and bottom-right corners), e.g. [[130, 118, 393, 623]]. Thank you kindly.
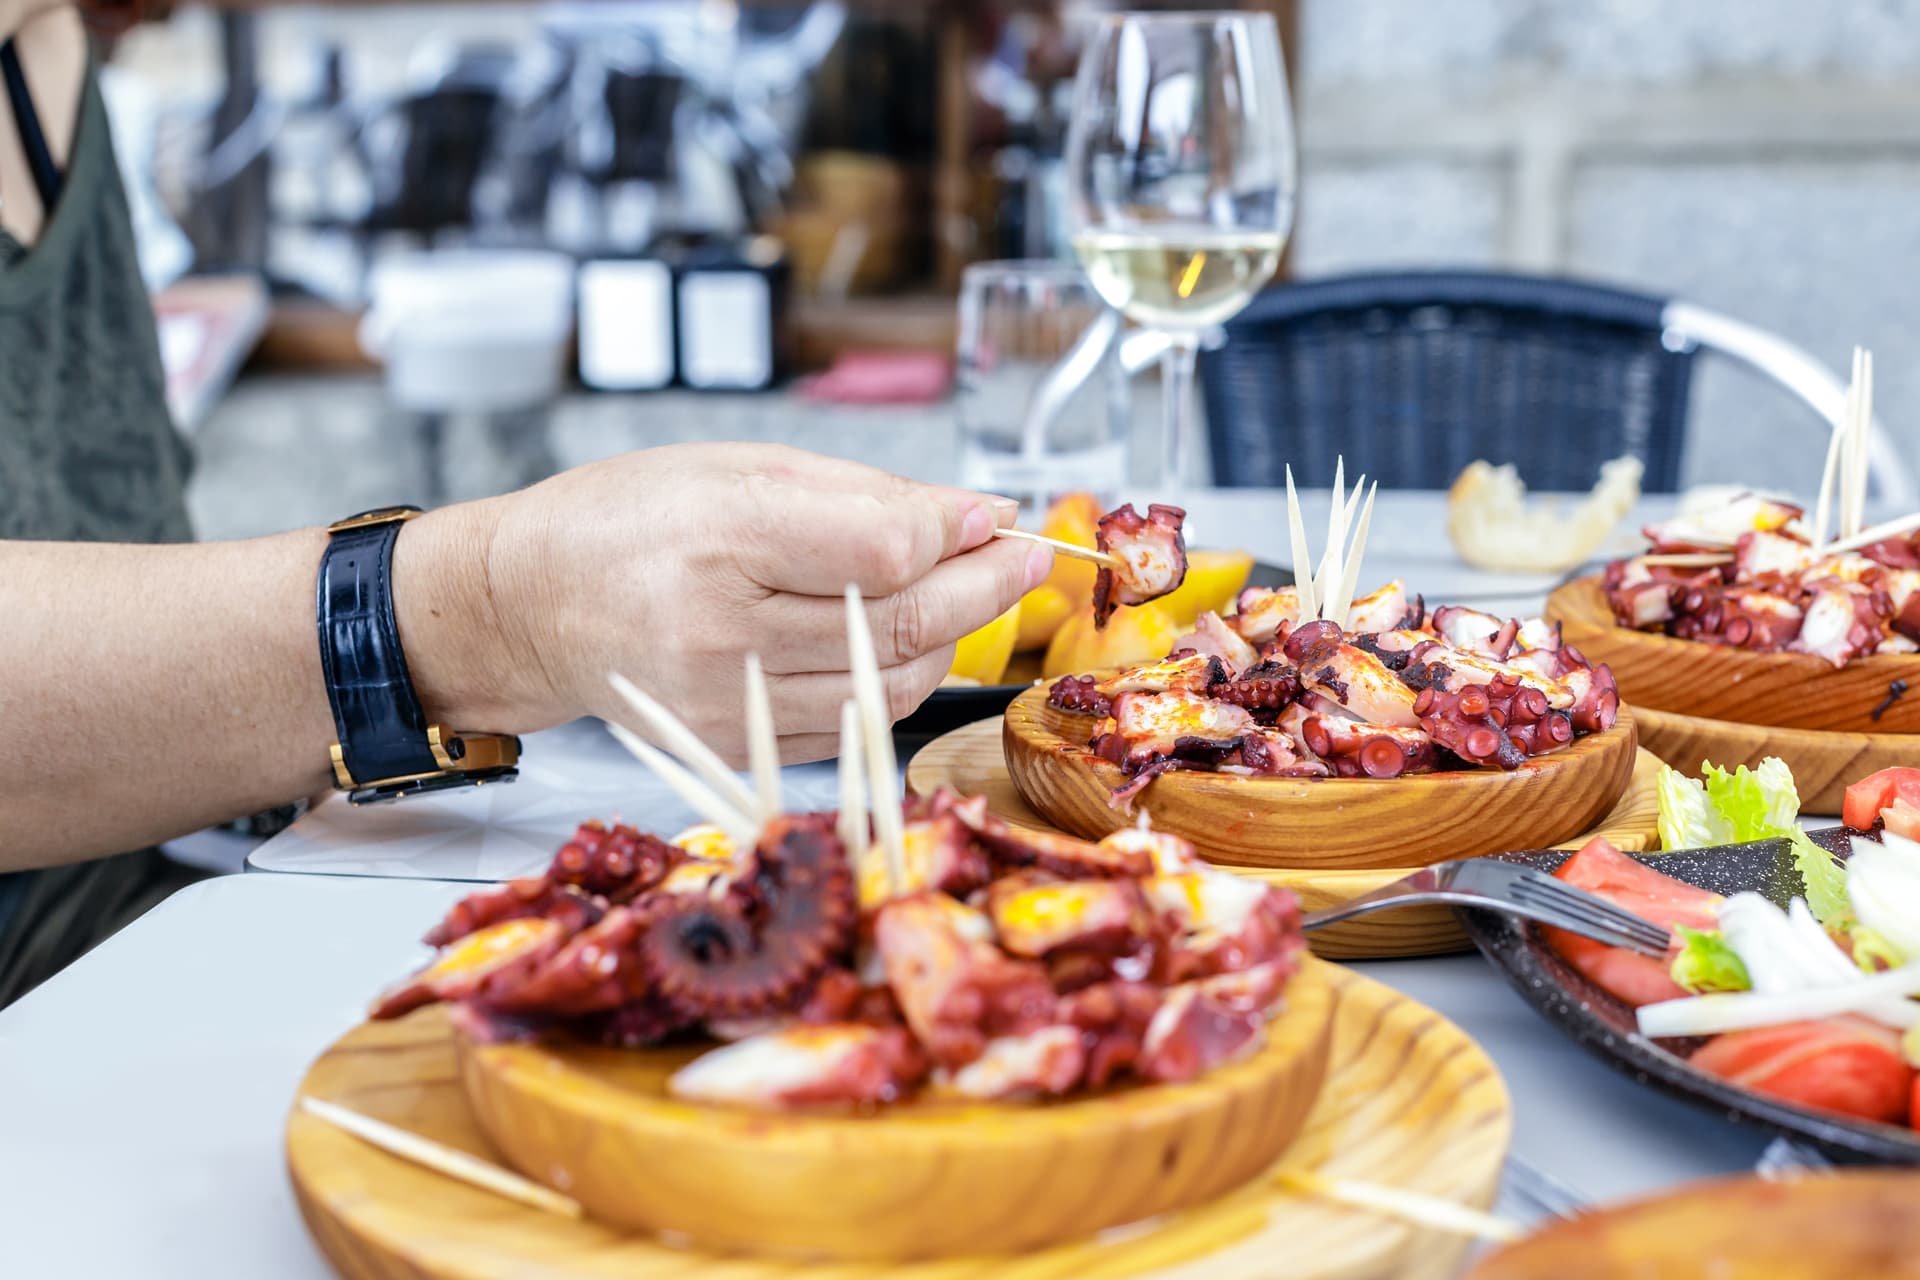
[[1065, 12, 1296, 486], [955, 259, 1130, 516]]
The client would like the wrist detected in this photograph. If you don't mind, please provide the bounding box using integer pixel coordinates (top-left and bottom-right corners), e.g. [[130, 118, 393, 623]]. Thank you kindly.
[[390, 498, 558, 732]]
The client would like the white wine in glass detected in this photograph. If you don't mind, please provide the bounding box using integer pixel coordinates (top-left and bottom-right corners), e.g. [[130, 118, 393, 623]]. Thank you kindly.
[[1073, 228, 1287, 332], [1066, 12, 1296, 486]]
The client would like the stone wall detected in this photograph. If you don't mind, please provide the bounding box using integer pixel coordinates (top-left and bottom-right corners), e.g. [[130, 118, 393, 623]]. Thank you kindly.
[[1291, 0, 1920, 493]]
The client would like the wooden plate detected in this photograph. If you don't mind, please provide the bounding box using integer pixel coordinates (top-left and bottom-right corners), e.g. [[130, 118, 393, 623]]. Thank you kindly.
[[907, 718, 1663, 959], [287, 960, 1511, 1280], [1468, 1170, 1920, 1280], [1002, 685, 1639, 870], [1548, 575, 1920, 734], [456, 964, 1334, 1261], [1633, 703, 1920, 815]]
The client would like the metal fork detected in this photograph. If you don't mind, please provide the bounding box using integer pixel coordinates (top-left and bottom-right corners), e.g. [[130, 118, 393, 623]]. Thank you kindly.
[[1302, 857, 1671, 957]]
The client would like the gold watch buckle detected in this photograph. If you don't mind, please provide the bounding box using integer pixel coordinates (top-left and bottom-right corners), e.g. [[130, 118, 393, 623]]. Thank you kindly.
[[327, 506, 423, 534], [329, 727, 522, 790]]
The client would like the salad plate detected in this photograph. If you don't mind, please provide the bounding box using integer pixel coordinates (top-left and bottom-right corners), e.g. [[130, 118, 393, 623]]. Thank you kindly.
[[1462, 828, 1920, 1163]]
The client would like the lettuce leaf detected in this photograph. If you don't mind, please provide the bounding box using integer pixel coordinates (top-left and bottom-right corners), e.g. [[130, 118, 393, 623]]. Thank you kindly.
[[1701, 757, 1802, 841], [1657, 768, 1734, 850], [1657, 757, 1802, 851], [1789, 827, 1854, 927], [1669, 925, 1753, 994]]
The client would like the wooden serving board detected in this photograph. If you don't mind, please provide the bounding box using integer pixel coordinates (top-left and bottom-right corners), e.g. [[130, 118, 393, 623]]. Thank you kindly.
[[1467, 1170, 1920, 1280], [287, 959, 1511, 1280], [907, 718, 1663, 959], [1632, 703, 1920, 816], [1549, 575, 1920, 735], [457, 965, 1334, 1260], [1001, 686, 1639, 870]]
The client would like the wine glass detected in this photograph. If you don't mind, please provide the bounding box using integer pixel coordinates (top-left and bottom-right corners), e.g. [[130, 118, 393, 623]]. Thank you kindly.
[[1065, 11, 1296, 487]]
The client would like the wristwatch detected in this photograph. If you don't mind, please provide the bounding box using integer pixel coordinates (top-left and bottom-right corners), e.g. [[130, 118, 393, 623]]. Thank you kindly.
[[316, 506, 521, 804]]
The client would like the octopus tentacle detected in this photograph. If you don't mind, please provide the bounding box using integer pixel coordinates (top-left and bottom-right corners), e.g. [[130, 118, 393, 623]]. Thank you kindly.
[[637, 814, 856, 1020], [550, 821, 680, 902], [1210, 660, 1301, 711], [1411, 685, 1526, 770], [476, 905, 652, 1016], [421, 877, 599, 949], [1047, 673, 1113, 717]]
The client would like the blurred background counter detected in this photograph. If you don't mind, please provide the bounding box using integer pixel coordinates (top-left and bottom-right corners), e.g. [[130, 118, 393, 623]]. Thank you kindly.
[[98, 0, 1920, 517]]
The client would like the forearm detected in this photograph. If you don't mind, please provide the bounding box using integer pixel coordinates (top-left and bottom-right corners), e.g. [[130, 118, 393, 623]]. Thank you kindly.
[[0, 504, 513, 869]]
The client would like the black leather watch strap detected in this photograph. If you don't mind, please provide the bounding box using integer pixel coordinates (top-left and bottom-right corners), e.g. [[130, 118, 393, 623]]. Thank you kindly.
[[317, 507, 520, 803], [317, 509, 441, 788]]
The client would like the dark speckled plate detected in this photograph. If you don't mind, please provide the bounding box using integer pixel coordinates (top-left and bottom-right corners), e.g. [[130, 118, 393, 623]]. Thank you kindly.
[[1461, 829, 1920, 1165]]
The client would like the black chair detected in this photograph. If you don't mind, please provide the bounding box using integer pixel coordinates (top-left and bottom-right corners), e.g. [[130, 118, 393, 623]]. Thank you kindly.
[[1198, 270, 1697, 492]]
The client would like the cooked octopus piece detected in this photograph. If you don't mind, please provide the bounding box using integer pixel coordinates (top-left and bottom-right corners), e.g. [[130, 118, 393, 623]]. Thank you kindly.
[[1093, 503, 1189, 627]]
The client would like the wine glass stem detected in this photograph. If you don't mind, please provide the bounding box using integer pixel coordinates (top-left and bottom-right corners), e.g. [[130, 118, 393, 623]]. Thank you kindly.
[[1160, 333, 1201, 487]]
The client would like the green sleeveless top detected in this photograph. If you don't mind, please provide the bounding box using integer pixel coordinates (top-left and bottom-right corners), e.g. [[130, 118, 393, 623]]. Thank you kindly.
[[0, 68, 198, 1006], [0, 71, 192, 542]]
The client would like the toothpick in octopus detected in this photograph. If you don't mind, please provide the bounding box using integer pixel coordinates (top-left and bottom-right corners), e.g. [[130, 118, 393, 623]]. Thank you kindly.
[[602, 706, 761, 851], [992, 525, 1121, 569], [608, 671, 762, 821], [844, 585, 908, 895], [743, 653, 781, 819], [835, 698, 869, 872]]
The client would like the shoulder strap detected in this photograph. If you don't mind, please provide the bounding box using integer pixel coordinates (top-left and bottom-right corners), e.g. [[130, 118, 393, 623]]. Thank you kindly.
[[0, 38, 64, 212]]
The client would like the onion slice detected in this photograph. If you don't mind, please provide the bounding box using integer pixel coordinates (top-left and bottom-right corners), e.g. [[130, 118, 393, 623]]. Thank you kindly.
[[1638, 961, 1920, 1038]]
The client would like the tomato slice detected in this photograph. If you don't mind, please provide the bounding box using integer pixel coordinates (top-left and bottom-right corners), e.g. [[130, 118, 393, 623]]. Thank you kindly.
[[1885, 797, 1920, 842], [1912, 1074, 1920, 1134], [1691, 1016, 1913, 1127], [1843, 766, 1920, 831], [1543, 838, 1723, 1008], [1554, 837, 1721, 933], [1541, 928, 1689, 1007]]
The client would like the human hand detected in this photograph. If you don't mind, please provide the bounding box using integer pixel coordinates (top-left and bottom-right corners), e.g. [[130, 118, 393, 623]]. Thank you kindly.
[[403, 444, 1051, 764]]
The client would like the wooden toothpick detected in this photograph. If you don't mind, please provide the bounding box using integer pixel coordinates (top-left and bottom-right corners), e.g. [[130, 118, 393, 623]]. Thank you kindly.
[[604, 722, 761, 852], [836, 699, 868, 866], [992, 526, 1121, 569], [1822, 509, 1920, 559], [1273, 1170, 1522, 1243], [1634, 552, 1734, 568], [608, 672, 760, 819], [742, 653, 781, 820], [1329, 482, 1378, 625], [1845, 348, 1873, 541], [299, 1096, 583, 1220], [1314, 457, 1348, 613], [1284, 465, 1320, 622], [844, 586, 908, 895]]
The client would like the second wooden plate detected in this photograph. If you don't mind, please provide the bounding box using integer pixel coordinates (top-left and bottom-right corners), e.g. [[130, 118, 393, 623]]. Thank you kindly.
[[1548, 575, 1920, 735], [908, 718, 1663, 959], [1003, 686, 1639, 870]]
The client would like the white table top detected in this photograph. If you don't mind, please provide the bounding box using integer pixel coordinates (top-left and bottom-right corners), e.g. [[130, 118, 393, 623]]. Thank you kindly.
[[0, 874, 1768, 1279]]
